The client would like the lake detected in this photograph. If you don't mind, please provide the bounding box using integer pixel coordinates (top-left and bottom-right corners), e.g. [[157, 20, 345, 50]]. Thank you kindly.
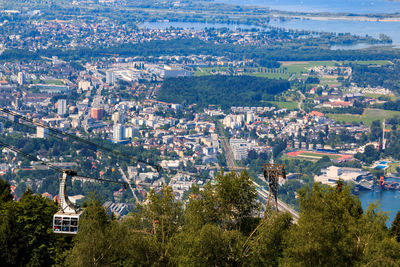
[[141, 19, 400, 46], [358, 189, 400, 227], [213, 0, 400, 46], [214, 0, 400, 14], [268, 18, 400, 46]]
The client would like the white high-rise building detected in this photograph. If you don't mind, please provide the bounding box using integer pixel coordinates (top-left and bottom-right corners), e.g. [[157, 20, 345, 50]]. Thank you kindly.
[[112, 112, 125, 124], [246, 112, 255, 124], [113, 124, 125, 141], [106, 71, 115, 85], [37, 126, 49, 138], [17, 72, 25, 85], [125, 126, 139, 138], [57, 99, 67, 115], [230, 138, 252, 161]]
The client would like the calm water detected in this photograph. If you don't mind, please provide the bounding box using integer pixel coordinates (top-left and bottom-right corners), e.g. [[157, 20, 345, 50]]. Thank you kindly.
[[269, 18, 400, 46], [141, 20, 400, 46], [215, 0, 400, 14], [358, 189, 400, 227], [214, 0, 400, 45]]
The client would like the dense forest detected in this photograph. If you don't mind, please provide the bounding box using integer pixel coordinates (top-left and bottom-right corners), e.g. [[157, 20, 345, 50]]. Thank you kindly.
[[1, 172, 400, 266], [382, 100, 400, 111], [157, 75, 290, 109], [3, 39, 400, 62], [350, 62, 400, 91]]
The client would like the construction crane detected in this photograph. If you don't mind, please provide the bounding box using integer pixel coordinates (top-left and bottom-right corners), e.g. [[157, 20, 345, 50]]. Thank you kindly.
[[0, 141, 128, 234]]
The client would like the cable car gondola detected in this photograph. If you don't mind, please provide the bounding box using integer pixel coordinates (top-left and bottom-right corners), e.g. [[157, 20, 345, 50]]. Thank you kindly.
[[53, 170, 82, 234]]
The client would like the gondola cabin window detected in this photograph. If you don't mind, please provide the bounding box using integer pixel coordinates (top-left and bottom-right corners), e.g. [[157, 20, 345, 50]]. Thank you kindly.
[[53, 212, 81, 234]]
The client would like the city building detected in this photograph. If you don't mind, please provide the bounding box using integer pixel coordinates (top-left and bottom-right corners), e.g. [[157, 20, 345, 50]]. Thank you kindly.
[[78, 80, 92, 91], [112, 112, 125, 124], [149, 65, 193, 78], [125, 126, 139, 138], [314, 166, 368, 186], [113, 124, 125, 141], [246, 112, 255, 124], [230, 138, 252, 161], [57, 99, 67, 115], [90, 108, 104, 120], [37, 126, 49, 138], [17, 72, 25, 85], [106, 71, 115, 85]]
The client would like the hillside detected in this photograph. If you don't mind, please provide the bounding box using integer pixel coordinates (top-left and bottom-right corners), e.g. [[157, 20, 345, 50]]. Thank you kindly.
[[2, 173, 400, 266]]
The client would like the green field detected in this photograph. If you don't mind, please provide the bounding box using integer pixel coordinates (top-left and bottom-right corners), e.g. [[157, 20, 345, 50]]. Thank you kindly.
[[281, 61, 337, 74], [31, 79, 64, 85], [195, 60, 392, 82], [194, 66, 290, 79], [266, 101, 298, 110], [327, 109, 400, 126], [319, 78, 341, 86], [364, 93, 396, 101]]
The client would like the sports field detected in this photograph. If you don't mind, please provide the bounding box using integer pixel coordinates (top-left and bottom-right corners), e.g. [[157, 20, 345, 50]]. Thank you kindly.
[[326, 109, 400, 126], [286, 150, 352, 161]]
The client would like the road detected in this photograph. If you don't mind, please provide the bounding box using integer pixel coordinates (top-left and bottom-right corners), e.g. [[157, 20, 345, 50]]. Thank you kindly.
[[216, 122, 236, 170], [298, 91, 306, 113], [119, 167, 139, 203], [83, 70, 104, 123]]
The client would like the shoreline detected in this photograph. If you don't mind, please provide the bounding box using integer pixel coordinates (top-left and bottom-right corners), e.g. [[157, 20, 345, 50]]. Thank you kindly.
[[271, 14, 400, 22]]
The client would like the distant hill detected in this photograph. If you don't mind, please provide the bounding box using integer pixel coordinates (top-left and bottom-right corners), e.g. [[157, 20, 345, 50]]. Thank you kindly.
[[157, 75, 290, 109]]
